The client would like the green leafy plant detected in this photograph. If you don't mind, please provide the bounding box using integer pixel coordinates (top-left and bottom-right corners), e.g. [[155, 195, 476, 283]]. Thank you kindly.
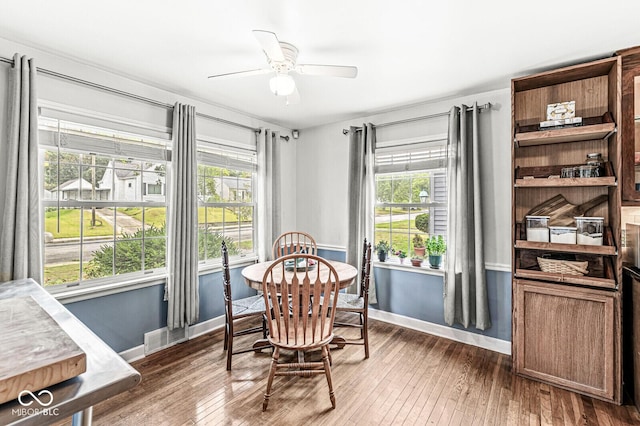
[[411, 255, 424, 260], [85, 224, 239, 278], [394, 249, 407, 259], [415, 213, 430, 234], [374, 240, 390, 253], [412, 234, 424, 248], [426, 235, 446, 256]]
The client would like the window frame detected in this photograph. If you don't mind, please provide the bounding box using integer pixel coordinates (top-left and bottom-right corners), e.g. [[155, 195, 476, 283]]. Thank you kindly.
[[373, 135, 448, 267], [196, 140, 258, 270], [40, 116, 170, 292]]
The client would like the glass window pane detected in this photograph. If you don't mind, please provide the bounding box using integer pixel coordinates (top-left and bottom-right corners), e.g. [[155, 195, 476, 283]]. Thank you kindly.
[[144, 207, 166, 234], [391, 175, 411, 204], [85, 241, 114, 280], [115, 208, 144, 237], [44, 241, 80, 286], [112, 160, 142, 202], [83, 207, 114, 238], [389, 207, 411, 255], [375, 175, 392, 203], [142, 166, 166, 202], [144, 236, 166, 270], [114, 238, 143, 275]]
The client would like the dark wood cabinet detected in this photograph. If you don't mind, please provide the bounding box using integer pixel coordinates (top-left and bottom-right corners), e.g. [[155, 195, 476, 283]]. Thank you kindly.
[[617, 46, 640, 204], [511, 57, 623, 403], [514, 279, 617, 401]]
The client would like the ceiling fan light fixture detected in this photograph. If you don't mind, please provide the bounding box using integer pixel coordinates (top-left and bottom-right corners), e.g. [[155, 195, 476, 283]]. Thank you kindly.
[[269, 74, 295, 96]]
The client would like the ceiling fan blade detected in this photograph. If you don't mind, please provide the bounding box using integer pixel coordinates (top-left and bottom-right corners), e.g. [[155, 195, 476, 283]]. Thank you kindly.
[[208, 69, 272, 79], [286, 86, 300, 105], [295, 64, 358, 78], [252, 30, 285, 62]]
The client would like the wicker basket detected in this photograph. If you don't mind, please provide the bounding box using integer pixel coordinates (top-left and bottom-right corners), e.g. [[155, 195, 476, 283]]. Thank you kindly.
[[537, 257, 589, 275]]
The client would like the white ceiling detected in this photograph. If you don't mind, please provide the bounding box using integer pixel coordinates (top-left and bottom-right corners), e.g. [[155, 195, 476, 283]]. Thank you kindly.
[[2, 1, 640, 129]]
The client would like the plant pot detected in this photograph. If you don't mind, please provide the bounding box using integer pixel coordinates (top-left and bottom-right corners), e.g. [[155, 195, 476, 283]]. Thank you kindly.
[[414, 247, 425, 257], [399, 257, 405, 264], [377, 251, 387, 262], [428, 255, 442, 269], [411, 259, 423, 267]]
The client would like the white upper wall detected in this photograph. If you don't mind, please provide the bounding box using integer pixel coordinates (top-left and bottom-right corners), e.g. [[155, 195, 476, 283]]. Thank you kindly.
[[294, 88, 512, 268]]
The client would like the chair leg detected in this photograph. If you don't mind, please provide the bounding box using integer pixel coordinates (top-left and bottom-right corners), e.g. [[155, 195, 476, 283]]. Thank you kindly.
[[263, 347, 279, 411], [359, 313, 364, 339], [226, 330, 233, 371], [363, 313, 369, 359], [223, 322, 229, 350], [321, 345, 336, 409]]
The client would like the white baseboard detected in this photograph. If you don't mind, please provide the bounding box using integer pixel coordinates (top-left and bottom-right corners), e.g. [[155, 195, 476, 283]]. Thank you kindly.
[[368, 308, 511, 355], [188, 315, 225, 339], [119, 345, 145, 363], [118, 315, 225, 363]]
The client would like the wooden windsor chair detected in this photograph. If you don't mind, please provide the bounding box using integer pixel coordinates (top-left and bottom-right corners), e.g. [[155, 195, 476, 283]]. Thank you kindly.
[[261, 254, 340, 411], [272, 231, 318, 259], [330, 239, 372, 358], [221, 241, 269, 371]]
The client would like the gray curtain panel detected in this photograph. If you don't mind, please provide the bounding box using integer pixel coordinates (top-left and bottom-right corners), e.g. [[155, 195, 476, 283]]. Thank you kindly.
[[346, 124, 377, 303], [257, 129, 281, 261], [444, 103, 491, 330], [167, 103, 199, 330], [0, 54, 43, 284]]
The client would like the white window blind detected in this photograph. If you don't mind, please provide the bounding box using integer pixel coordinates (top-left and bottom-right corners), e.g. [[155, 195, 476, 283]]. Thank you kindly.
[[197, 141, 256, 172], [375, 136, 447, 174], [39, 116, 170, 162]]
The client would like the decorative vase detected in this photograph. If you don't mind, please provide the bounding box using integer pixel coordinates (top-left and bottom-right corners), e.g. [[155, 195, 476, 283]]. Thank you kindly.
[[378, 251, 387, 262], [428, 255, 442, 269], [414, 247, 425, 257], [399, 257, 405, 264]]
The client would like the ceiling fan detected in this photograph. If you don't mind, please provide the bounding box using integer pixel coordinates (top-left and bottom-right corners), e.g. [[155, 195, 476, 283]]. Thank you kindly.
[[208, 30, 358, 105]]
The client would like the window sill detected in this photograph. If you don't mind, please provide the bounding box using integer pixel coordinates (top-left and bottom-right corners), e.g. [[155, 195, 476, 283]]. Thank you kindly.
[[373, 259, 445, 276], [51, 255, 259, 304]]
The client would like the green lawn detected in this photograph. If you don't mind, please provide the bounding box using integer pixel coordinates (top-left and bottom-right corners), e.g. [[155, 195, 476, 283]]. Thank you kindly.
[[198, 207, 240, 224], [45, 209, 114, 238], [117, 207, 166, 228], [44, 262, 81, 286], [375, 220, 428, 255]]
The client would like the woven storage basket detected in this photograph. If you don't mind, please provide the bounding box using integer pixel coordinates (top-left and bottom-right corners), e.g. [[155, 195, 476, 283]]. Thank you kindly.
[[537, 257, 589, 275]]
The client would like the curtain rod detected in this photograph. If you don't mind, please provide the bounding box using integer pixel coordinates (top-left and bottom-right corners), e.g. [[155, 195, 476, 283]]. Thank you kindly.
[[342, 102, 492, 135], [0, 55, 262, 134]]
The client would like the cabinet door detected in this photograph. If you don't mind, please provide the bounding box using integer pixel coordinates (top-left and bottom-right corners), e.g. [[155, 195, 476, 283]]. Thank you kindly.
[[620, 48, 640, 203], [514, 279, 616, 401]]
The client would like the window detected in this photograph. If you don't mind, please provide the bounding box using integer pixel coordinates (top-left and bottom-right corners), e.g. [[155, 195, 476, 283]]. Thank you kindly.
[[374, 139, 447, 261], [40, 117, 169, 287], [197, 142, 257, 265]]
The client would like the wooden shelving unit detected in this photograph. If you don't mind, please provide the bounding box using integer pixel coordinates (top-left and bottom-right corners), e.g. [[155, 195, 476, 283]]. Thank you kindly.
[[514, 162, 617, 187], [511, 56, 623, 403], [516, 122, 616, 147]]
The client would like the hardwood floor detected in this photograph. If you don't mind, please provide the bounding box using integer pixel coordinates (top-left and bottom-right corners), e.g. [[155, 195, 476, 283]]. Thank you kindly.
[[59, 317, 640, 425]]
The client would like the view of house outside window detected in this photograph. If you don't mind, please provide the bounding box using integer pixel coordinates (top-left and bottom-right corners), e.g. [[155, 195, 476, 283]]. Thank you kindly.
[[374, 140, 447, 262], [40, 117, 169, 287], [197, 143, 257, 264]]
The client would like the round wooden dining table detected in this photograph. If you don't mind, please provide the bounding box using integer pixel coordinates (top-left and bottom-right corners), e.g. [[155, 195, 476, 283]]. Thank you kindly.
[[241, 259, 358, 291], [241, 259, 358, 356]]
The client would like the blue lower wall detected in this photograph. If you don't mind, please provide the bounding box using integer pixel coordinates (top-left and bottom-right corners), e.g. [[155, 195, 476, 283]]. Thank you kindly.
[[372, 267, 511, 341], [64, 249, 511, 353], [64, 266, 254, 353]]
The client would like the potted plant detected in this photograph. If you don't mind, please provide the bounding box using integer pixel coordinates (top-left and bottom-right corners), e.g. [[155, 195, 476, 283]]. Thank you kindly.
[[374, 240, 390, 262], [426, 235, 446, 269], [394, 249, 407, 264], [412, 234, 425, 257], [410, 255, 423, 267]]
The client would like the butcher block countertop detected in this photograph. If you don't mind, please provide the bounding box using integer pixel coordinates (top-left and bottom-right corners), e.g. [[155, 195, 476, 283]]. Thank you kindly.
[[0, 296, 86, 405], [0, 279, 140, 426]]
